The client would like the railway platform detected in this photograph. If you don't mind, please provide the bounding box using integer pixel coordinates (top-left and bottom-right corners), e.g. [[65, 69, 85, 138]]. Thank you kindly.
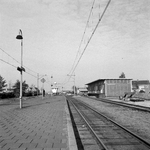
[[108, 97, 150, 108], [0, 95, 77, 150]]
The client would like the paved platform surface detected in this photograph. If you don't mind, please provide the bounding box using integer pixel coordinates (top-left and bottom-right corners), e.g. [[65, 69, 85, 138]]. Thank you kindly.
[[0, 95, 77, 150]]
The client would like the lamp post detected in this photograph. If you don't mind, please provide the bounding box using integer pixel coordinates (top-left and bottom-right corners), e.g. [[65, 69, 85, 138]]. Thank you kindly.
[[16, 29, 23, 109]]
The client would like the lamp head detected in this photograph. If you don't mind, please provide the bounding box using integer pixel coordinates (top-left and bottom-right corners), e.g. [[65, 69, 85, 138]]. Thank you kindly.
[[16, 35, 23, 39], [16, 29, 23, 40]]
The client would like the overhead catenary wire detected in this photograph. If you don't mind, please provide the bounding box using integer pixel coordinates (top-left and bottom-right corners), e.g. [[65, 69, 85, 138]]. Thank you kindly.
[[68, 0, 96, 76], [69, 0, 111, 77], [0, 58, 17, 69], [0, 58, 38, 79], [63, 0, 97, 86], [0, 47, 20, 64], [0, 47, 38, 74], [25, 71, 37, 78], [0, 46, 39, 79], [0, 44, 50, 91]]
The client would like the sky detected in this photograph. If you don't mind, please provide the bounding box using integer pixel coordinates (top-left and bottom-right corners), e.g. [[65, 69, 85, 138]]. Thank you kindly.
[[0, 0, 150, 92]]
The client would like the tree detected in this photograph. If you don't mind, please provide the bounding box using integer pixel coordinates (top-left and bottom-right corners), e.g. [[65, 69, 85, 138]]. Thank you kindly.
[[30, 84, 39, 96], [13, 80, 29, 97], [35, 87, 40, 95], [119, 72, 126, 78], [0, 75, 7, 92]]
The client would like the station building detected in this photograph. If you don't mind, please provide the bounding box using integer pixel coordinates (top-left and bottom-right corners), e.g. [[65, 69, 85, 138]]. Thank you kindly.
[[86, 79, 132, 98]]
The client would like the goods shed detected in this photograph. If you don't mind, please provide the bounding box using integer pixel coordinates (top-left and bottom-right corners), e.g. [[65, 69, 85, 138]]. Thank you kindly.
[[86, 79, 132, 98]]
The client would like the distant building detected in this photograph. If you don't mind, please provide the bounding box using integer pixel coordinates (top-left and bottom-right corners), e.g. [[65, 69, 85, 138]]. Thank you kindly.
[[62, 90, 71, 93], [52, 88, 58, 95], [77, 87, 88, 95], [132, 80, 150, 93], [86, 79, 132, 98]]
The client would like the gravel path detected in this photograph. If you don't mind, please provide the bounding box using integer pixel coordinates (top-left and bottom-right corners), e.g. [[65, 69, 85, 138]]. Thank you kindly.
[[73, 96, 150, 142]]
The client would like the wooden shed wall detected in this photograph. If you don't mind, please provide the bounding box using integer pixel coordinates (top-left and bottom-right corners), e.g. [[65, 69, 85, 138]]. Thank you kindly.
[[105, 79, 131, 97]]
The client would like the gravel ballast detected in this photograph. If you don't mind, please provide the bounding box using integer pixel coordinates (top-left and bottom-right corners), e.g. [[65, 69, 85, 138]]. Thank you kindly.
[[73, 96, 150, 142]]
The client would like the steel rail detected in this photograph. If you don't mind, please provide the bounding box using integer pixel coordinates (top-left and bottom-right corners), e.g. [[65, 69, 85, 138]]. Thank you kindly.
[[68, 98, 108, 150], [76, 98, 150, 149], [102, 98, 150, 111], [89, 96, 150, 112]]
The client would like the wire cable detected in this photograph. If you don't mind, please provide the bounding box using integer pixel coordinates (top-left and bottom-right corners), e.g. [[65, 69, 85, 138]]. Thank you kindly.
[[25, 71, 37, 78], [68, 0, 96, 76], [1, 58, 38, 79], [0, 58, 17, 68], [0, 47, 20, 64], [70, 0, 111, 76], [64, 0, 97, 85], [0, 47, 38, 74]]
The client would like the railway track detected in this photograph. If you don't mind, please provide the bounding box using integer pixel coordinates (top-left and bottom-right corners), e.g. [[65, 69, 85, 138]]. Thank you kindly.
[[67, 97, 150, 150], [89, 96, 150, 112]]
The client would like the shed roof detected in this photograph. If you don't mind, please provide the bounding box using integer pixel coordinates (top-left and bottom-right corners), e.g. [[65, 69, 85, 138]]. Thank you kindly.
[[132, 80, 150, 85], [86, 78, 132, 85], [78, 89, 88, 92]]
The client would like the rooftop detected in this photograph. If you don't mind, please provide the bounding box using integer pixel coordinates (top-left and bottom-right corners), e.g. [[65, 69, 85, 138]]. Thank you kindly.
[[86, 78, 132, 85], [132, 80, 150, 85]]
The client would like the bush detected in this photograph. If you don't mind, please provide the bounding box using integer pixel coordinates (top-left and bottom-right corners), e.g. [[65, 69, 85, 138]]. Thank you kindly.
[[24, 92, 32, 97], [0, 92, 15, 99]]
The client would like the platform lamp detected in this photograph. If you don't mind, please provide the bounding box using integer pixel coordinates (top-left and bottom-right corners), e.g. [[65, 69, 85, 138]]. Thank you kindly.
[[16, 29, 25, 109]]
